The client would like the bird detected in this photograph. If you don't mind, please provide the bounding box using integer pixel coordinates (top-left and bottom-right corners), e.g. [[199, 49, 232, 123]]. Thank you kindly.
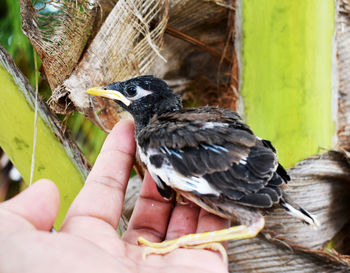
[[87, 75, 318, 261]]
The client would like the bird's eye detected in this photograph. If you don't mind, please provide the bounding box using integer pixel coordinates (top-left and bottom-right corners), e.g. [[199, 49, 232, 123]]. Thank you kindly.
[[126, 86, 137, 97]]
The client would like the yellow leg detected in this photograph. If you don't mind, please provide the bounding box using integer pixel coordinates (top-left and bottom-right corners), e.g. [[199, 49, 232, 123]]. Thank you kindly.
[[138, 217, 265, 261]]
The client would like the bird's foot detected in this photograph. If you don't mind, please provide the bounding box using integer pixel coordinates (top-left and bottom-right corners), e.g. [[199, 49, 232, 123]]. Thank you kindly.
[[176, 193, 189, 205], [139, 239, 227, 263], [138, 217, 265, 263]]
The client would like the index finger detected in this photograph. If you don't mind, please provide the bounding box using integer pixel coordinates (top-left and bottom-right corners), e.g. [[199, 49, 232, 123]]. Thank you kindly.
[[122, 172, 174, 244], [62, 119, 135, 230]]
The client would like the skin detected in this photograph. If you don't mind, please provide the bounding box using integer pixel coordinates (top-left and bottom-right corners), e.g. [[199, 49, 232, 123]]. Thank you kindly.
[[0, 119, 229, 273]]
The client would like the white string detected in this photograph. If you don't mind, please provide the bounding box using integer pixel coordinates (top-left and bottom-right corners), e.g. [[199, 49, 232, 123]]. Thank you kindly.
[[29, 49, 39, 186]]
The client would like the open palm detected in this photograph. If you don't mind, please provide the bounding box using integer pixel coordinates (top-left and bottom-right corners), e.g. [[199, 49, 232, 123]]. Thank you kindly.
[[0, 120, 229, 273]]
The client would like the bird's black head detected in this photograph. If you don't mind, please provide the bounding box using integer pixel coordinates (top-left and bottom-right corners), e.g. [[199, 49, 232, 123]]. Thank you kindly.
[[87, 75, 182, 132]]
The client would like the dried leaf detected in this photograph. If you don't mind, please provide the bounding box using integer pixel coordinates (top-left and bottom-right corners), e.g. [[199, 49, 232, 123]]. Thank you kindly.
[[52, 0, 169, 129], [150, 0, 238, 109], [228, 152, 350, 272], [337, 0, 350, 149], [19, 0, 96, 97], [20, 0, 238, 126]]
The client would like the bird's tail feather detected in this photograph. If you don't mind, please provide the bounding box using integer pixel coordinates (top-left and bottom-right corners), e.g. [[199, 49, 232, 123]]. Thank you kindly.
[[280, 193, 320, 229]]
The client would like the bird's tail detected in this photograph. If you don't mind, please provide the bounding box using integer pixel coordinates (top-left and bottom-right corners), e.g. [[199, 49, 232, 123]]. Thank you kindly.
[[279, 193, 320, 228]]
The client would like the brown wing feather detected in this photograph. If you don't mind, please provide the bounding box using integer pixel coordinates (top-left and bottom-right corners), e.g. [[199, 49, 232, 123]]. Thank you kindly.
[[137, 107, 285, 208]]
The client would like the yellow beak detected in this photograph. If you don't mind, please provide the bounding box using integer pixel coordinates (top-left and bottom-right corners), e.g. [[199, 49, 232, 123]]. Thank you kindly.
[[86, 87, 131, 106]]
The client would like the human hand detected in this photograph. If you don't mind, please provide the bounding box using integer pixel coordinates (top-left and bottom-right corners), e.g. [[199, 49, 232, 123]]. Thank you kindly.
[[0, 119, 229, 273]]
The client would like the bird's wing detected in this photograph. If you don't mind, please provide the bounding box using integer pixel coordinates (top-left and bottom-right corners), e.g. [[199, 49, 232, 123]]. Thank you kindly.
[[137, 107, 287, 208]]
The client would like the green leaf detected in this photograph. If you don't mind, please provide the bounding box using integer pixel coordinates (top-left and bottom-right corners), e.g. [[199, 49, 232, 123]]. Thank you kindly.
[[0, 47, 87, 228], [240, 0, 335, 167]]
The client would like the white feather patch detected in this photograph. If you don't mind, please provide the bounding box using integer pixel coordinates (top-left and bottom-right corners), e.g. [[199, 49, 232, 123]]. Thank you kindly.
[[239, 157, 247, 165], [129, 86, 152, 101], [200, 122, 229, 130], [282, 202, 320, 229], [137, 145, 219, 196]]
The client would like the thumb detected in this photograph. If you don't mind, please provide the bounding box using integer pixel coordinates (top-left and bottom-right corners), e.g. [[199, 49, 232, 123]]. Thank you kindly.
[[1, 179, 60, 231]]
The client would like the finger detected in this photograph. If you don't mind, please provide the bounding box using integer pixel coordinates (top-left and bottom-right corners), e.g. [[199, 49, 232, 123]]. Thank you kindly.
[[196, 209, 230, 233], [165, 201, 200, 240], [0, 179, 59, 231], [123, 172, 173, 244], [196, 209, 230, 249], [62, 119, 135, 231]]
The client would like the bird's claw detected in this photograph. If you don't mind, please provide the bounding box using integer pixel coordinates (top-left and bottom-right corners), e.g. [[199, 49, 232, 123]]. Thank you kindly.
[[138, 236, 227, 263], [176, 193, 189, 205]]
